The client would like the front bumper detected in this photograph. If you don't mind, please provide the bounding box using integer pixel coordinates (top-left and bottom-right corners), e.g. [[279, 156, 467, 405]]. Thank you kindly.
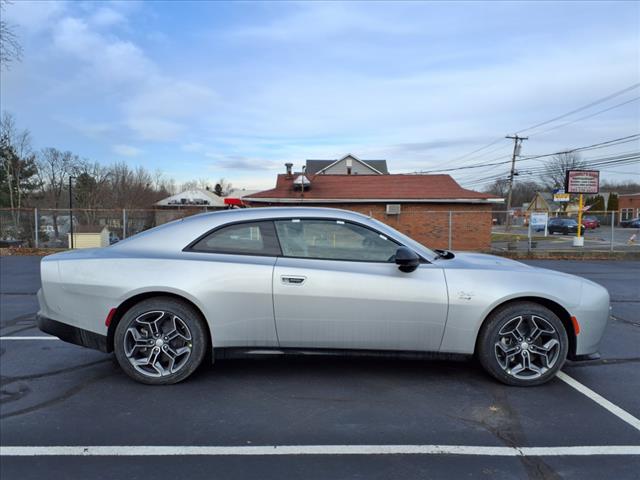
[[37, 314, 110, 353]]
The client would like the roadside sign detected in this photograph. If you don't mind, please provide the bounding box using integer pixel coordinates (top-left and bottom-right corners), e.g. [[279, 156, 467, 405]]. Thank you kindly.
[[553, 188, 570, 203], [565, 170, 600, 194], [530, 212, 548, 228], [529, 211, 548, 242]]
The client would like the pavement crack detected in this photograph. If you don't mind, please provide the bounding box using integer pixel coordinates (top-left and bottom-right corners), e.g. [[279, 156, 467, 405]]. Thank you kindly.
[[0, 371, 116, 420], [611, 316, 640, 327], [0, 312, 37, 329]]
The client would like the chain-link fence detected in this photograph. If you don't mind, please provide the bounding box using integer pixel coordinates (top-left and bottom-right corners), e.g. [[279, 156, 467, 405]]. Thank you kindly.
[[1, 207, 638, 252], [486, 209, 638, 253], [0, 207, 213, 249]]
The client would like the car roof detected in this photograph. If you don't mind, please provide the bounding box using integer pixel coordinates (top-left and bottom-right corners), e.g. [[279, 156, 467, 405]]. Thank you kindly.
[[110, 207, 430, 255]]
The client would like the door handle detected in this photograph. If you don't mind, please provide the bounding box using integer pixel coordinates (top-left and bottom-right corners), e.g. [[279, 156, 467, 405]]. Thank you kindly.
[[281, 275, 306, 285]]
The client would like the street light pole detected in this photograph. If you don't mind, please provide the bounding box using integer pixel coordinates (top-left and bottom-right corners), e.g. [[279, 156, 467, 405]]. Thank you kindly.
[[69, 176, 75, 249]]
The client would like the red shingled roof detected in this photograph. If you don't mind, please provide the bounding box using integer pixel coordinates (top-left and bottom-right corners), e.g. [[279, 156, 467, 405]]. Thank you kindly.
[[245, 174, 500, 202]]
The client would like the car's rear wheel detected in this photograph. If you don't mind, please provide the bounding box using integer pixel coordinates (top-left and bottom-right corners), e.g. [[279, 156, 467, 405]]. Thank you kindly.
[[114, 297, 208, 385], [477, 302, 568, 386]]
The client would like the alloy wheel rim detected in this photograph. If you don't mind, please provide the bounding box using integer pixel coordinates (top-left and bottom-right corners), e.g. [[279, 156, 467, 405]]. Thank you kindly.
[[494, 315, 561, 380], [124, 310, 193, 377]]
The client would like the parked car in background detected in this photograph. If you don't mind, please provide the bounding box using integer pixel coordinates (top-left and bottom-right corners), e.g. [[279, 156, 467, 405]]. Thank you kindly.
[[582, 216, 600, 229], [620, 217, 640, 228], [37, 207, 610, 387], [548, 217, 584, 235]]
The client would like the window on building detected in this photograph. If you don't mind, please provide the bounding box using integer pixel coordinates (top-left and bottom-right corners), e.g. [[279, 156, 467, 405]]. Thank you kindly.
[[274, 219, 399, 262], [621, 208, 634, 221], [189, 221, 281, 256]]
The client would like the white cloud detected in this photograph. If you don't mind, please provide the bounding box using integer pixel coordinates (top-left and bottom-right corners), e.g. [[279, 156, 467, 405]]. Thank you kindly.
[[125, 117, 185, 141], [204, 154, 282, 171], [48, 12, 217, 142], [90, 7, 126, 28], [52, 17, 155, 84], [2, 0, 66, 33], [181, 142, 205, 152], [112, 144, 142, 156]]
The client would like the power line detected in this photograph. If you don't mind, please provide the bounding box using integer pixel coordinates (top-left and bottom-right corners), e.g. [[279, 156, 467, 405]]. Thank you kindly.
[[434, 83, 640, 171], [459, 151, 640, 189], [527, 97, 640, 138], [515, 82, 640, 135], [417, 134, 640, 174]]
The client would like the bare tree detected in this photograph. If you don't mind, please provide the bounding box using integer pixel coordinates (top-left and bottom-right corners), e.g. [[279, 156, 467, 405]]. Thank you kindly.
[[0, 0, 22, 70], [214, 178, 232, 196], [542, 152, 586, 190], [0, 112, 37, 241], [73, 160, 111, 224], [484, 179, 509, 198], [180, 178, 216, 192], [37, 148, 79, 237], [1, 112, 36, 210], [107, 163, 167, 210]]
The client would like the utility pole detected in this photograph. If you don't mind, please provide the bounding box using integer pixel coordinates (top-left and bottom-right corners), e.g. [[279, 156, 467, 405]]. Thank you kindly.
[[505, 135, 528, 231]]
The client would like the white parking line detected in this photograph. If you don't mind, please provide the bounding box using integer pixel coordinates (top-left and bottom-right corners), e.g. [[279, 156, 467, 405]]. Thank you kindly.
[[0, 336, 57, 340], [1, 445, 639, 457], [557, 371, 640, 432]]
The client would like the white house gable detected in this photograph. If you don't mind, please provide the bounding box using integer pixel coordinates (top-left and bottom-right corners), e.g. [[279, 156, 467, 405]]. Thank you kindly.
[[317, 155, 382, 175]]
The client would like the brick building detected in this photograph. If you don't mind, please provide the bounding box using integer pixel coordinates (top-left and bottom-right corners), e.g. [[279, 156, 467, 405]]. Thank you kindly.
[[619, 193, 640, 222], [245, 170, 503, 251]]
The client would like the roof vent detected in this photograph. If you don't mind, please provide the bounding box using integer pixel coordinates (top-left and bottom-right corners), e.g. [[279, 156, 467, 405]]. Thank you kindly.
[[386, 204, 401, 215], [293, 175, 311, 191]]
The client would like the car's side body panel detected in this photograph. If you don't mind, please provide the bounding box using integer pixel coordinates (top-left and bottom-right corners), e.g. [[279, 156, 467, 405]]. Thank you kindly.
[[273, 257, 448, 351]]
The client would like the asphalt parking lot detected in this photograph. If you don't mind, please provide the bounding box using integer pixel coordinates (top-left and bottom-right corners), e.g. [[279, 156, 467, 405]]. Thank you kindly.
[[1, 256, 639, 479], [492, 225, 640, 251]]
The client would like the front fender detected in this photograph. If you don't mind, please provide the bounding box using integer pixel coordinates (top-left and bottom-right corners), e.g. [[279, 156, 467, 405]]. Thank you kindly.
[[439, 268, 582, 354]]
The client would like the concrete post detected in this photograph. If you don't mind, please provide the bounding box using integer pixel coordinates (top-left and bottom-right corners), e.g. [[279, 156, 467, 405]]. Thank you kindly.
[[610, 211, 615, 252], [122, 209, 127, 239]]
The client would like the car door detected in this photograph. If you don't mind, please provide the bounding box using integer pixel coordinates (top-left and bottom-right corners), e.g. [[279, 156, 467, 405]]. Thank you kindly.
[[272, 218, 448, 352]]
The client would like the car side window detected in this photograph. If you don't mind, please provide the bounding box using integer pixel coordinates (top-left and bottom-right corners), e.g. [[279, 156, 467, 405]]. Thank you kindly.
[[274, 219, 399, 262], [190, 221, 281, 256]]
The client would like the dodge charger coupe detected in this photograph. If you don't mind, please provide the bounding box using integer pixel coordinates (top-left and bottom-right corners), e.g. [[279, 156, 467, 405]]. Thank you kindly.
[[37, 207, 610, 386]]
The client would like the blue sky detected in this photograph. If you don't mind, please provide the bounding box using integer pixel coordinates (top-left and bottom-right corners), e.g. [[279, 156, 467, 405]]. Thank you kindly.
[[2, 1, 639, 190]]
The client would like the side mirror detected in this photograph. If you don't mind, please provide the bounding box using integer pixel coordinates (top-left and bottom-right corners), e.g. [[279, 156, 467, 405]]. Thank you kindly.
[[394, 246, 420, 272]]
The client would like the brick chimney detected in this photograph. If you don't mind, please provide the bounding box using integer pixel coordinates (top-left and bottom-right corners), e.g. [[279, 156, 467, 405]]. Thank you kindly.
[[285, 163, 293, 178]]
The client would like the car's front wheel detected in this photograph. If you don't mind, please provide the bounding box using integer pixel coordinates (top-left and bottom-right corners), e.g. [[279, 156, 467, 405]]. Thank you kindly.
[[114, 297, 208, 385], [477, 302, 568, 386]]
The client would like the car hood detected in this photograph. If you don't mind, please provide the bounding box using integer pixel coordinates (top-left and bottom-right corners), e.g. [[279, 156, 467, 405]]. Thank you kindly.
[[438, 252, 581, 281], [438, 252, 533, 271]]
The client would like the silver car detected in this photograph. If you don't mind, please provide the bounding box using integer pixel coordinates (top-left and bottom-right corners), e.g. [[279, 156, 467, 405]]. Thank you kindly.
[[37, 207, 610, 386]]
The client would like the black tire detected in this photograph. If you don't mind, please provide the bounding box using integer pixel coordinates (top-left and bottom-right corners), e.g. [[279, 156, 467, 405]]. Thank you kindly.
[[477, 302, 568, 386], [114, 297, 208, 385]]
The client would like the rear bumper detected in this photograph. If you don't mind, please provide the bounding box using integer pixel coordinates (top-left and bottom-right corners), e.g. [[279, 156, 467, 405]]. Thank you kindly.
[[37, 314, 110, 353]]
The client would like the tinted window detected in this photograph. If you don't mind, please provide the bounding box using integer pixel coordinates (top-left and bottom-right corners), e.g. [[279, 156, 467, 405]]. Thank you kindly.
[[274, 219, 398, 262], [190, 221, 281, 256]]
